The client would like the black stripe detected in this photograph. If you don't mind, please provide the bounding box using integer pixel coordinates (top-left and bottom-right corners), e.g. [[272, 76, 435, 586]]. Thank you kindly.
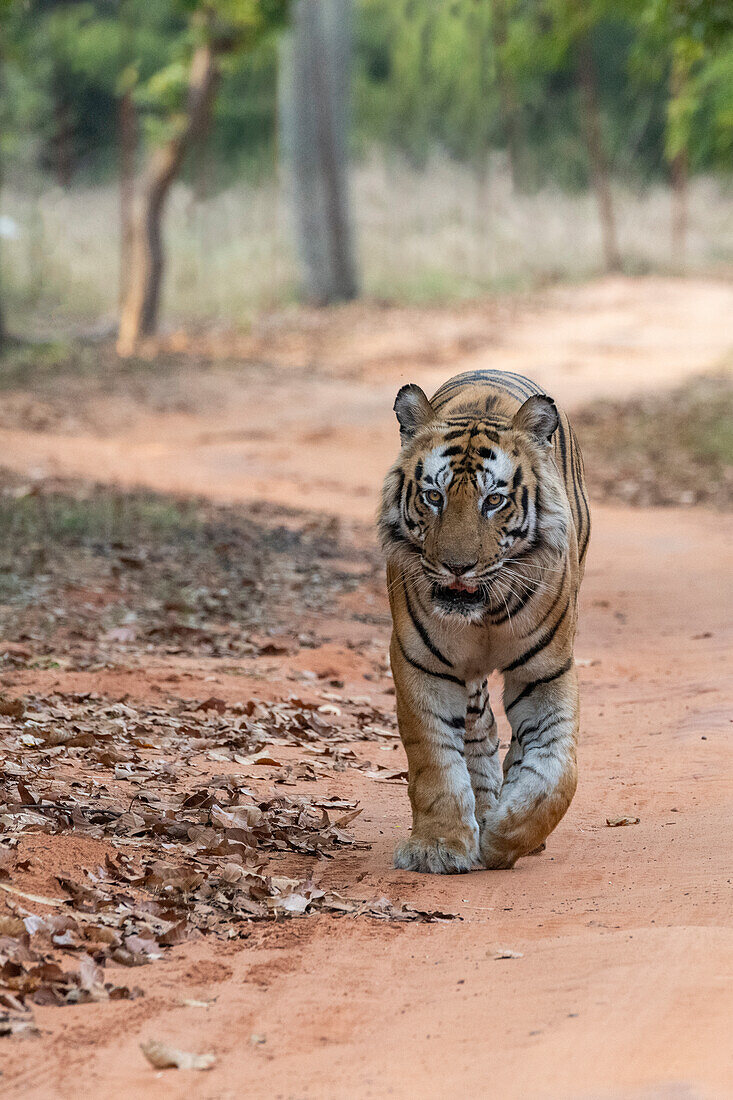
[[501, 597, 571, 673], [431, 369, 541, 411], [489, 583, 536, 625], [393, 469, 405, 506], [480, 373, 532, 401], [568, 431, 586, 552], [403, 581, 453, 668], [522, 563, 567, 635], [467, 697, 489, 717], [508, 762, 545, 782], [434, 739, 464, 756], [555, 416, 570, 483], [516, 713, 567, 748], [484, 369, 540, 396], [382, 520, 413, 547], [504, 657, 574, 714], [395, 634, 465, 685]]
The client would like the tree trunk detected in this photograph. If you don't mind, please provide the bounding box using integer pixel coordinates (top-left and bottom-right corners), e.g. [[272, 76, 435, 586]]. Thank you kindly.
[[117, 44, 218, 355], [577, 34, 620, 273], [118, 87, 137, 310], [193, 90, 215, 205], [491, 0, 523, 191], [670, 55, 689, 271], [280, 0, 358, 305]]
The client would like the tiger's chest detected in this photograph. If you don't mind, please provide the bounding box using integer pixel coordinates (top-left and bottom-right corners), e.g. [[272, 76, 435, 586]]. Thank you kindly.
[[424, 581, 578, 684]]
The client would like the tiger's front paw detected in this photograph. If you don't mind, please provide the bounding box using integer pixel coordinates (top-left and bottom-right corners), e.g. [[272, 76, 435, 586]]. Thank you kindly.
[[394, 829, 479, 875]]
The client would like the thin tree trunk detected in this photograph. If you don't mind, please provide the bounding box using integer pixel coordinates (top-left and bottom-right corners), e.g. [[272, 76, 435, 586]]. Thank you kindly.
[[118, 87, 136, 309], [670, 143, 688, 270], [577, 33, 620, 273], [117, 44, 218, 355], [280, 0, 358, 305], [670, 55, 689, 270], [193, 91, 214, 204]]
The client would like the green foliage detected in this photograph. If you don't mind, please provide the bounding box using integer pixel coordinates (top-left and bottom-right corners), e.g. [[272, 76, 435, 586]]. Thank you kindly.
[[0, 0, 730, 188], [1, 0, 288, 181]]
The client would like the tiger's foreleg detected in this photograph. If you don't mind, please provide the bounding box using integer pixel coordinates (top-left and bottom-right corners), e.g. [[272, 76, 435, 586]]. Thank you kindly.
[[465, 679, 503, 821], [391, 636, 478, 874], [479, 661, 578, 869]]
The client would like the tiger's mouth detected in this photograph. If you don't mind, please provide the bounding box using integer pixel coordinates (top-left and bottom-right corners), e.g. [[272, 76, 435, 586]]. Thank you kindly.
[[431, 579, 486, 615]]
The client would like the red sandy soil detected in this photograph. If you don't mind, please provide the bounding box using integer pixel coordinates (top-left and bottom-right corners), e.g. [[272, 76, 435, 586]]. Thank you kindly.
[[2, 276, 733, 1099]]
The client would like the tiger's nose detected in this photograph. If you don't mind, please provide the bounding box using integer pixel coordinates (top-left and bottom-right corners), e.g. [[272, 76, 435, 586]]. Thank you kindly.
[[442, 559, 478, 577]]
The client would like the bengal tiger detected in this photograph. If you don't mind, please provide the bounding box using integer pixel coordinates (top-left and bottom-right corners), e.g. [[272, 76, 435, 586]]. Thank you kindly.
[[379, 368, 590, 873]]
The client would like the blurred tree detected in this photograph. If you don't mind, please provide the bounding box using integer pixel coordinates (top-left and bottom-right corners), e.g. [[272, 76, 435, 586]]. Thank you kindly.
[[117, 0, 290, 354], [529, 0, 625, 271], [638, 0, 733, 268], [280, 0, 358, 304], [0, 0, 731, 334], [118, 5, 138, 309], [576, 24, 620, 270], [491, 0, 525, 190]]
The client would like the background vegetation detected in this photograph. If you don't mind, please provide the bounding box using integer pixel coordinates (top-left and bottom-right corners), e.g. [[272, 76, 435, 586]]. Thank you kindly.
[[0, 0, 731, 342]]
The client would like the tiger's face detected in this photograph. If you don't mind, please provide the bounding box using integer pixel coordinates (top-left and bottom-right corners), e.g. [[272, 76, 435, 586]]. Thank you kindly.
[[380, 384, 569, 621]]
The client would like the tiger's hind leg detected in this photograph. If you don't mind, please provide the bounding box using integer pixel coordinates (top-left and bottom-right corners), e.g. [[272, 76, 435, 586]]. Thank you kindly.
[[465, 679, 503, 821]]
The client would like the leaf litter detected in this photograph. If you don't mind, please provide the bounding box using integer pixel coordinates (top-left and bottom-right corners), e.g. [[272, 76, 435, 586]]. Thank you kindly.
[[0, 689, 456, 1038]]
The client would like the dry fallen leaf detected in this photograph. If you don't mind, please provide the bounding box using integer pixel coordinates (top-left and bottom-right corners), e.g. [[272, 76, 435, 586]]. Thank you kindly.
[[492, 949, 524, 960], [140, 1039, 216, 1071], [605, 816, 640, 827], [0, 696, 25, 718]]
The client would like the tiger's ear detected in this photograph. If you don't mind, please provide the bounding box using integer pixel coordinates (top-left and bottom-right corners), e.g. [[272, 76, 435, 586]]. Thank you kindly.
[[513, 394, 559, 445], [394, 384, 435, 445]]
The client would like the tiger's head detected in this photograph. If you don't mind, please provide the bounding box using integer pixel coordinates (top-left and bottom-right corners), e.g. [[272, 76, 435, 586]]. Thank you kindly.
[[379, 383, 570, 621]]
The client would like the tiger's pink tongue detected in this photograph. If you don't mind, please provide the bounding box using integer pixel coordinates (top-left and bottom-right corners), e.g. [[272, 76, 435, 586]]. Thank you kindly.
[[448, 579, 478, 593]]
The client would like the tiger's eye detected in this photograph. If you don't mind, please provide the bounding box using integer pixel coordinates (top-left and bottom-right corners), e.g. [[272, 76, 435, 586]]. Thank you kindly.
[[422, 489, 443, 508], [484, 492, 505, 510]]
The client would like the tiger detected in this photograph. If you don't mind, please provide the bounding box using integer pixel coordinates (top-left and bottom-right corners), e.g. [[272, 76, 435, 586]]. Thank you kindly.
[[379, 368, 590, 873]]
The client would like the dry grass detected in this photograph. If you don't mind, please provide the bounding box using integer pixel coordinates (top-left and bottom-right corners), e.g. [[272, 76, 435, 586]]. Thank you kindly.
[[3, 154, 732, 334], [576, 372, 733, 509]]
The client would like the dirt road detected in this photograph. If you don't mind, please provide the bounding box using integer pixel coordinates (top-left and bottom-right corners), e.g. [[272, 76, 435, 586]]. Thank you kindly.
[[1, 275, 732, 521], [1, 276, 732, 1098]]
